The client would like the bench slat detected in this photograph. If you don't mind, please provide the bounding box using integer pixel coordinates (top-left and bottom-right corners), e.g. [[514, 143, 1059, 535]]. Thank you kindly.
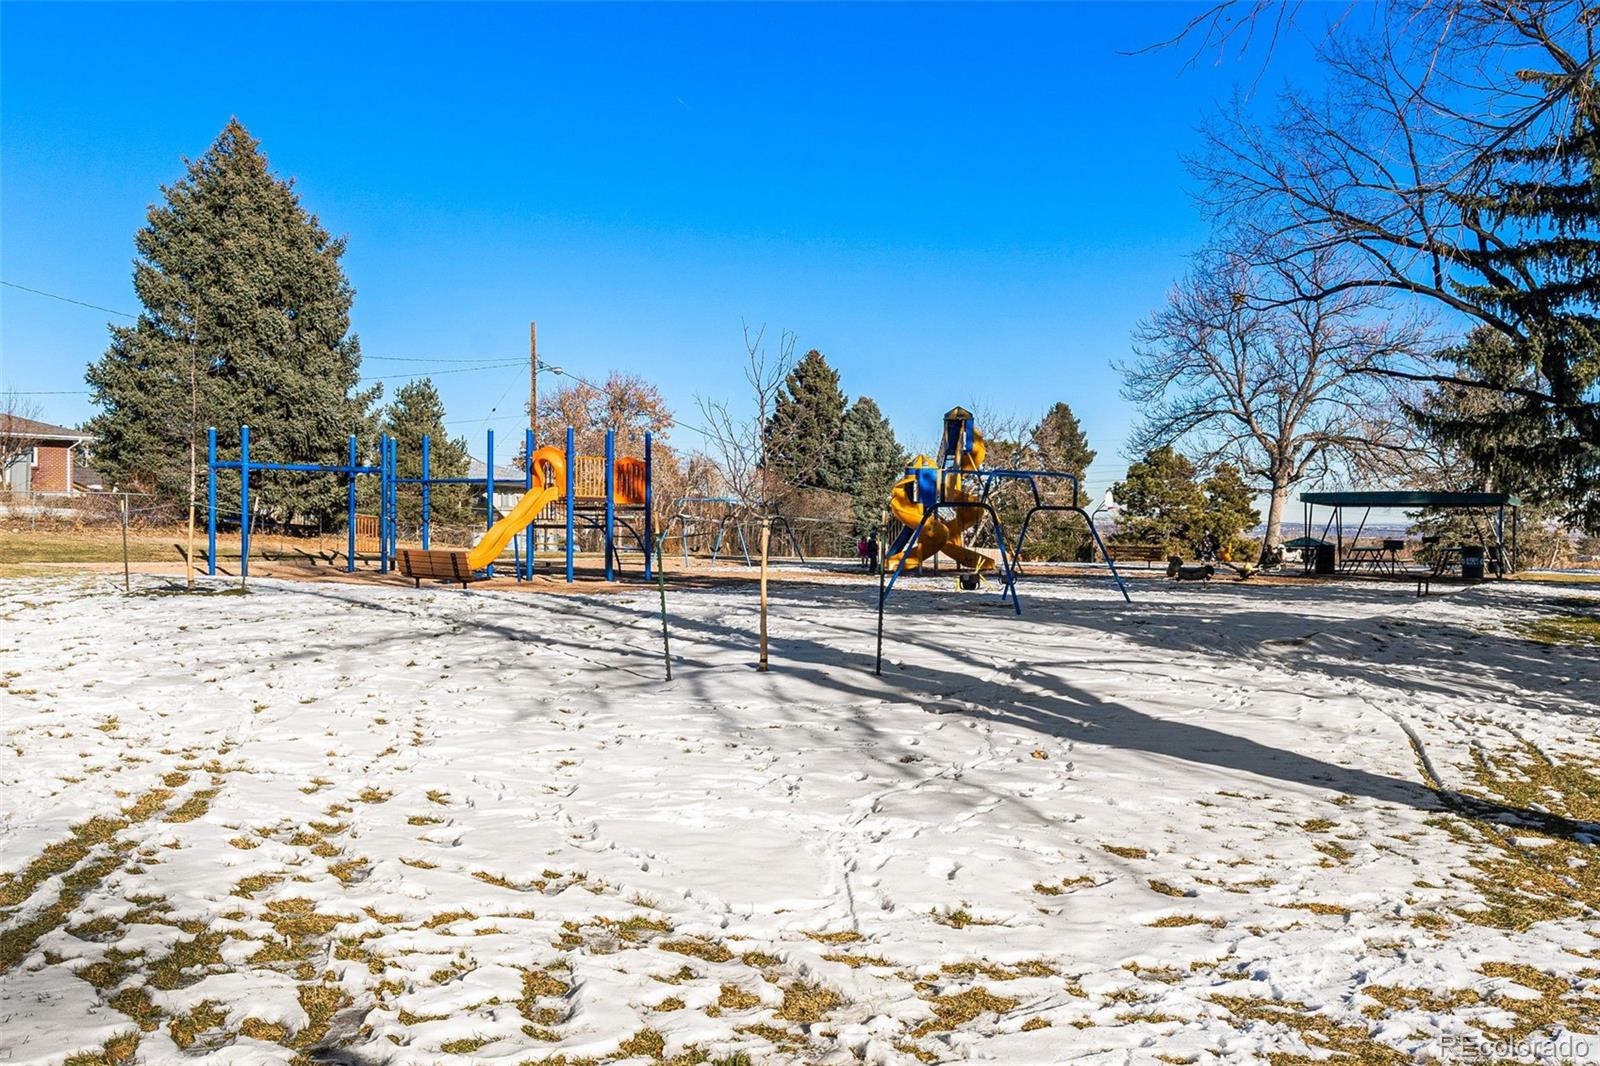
[[397, 548, 481, 588], [1106, 544, 1167, 567]]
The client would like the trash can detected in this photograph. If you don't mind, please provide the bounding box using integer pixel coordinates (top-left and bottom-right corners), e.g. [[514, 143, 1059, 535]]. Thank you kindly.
[[1314, 543, 1336, 575], [1461, 545, 1485, 581]]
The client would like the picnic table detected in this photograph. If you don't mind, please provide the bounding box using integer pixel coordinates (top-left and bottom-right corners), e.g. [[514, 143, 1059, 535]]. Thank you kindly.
[[1429, 545, 1463, 577], [1342, 543, 1401, 575]]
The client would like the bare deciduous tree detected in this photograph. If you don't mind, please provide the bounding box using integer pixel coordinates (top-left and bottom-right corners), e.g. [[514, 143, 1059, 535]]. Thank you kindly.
[[1185, 1, 1600, 526], [1, 390, 46, 485], [696, 323, 797, 516], [1122, 251, 1421, 559], [535, 371, 674, 456]]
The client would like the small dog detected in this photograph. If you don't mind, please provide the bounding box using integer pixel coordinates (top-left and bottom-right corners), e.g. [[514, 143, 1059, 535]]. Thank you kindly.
[[1166, 556, 1215, 581]]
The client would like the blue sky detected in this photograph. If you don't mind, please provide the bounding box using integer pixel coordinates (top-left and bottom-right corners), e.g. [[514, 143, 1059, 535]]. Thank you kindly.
[[1, 2, 1318, 495]]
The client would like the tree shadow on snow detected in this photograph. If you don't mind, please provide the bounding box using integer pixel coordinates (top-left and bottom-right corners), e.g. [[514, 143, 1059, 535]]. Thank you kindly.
[[240, 577, 1600, 844]]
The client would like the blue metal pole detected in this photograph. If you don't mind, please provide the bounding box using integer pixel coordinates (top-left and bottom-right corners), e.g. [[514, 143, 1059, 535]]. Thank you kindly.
[[346, 435, 357, 573], [377, 435, 385, 573], [524, 427, 535, 581], [206, 427, 217, 576], [239, 425, 250, 580], [565, 426, 575, 583], [421, 433, 431, 551], [524, 428, 535, 490], [382, 435, 392, 573], [880, 509, 931, 603], [485, 429, 495, 577], [378, 434, 390, 574], [643, 432, 654, 581], [604, 430, 615, 581], [388, 434, 397, 568]]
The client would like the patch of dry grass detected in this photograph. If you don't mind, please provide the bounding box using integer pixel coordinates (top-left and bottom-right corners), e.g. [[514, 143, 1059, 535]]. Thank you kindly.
[[777, 981, 840, 1024], [1210, 995, 1408, 1063], [911, 986, 1019, 1037], [659, 937, 733, 963]]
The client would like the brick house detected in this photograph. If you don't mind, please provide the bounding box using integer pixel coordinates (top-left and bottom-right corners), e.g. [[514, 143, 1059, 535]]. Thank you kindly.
[[1, 415, 94, 497]]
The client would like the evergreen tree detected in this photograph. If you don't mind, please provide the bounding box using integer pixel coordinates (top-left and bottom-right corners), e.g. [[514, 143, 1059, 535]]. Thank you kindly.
[[86, 119, 376, 523], [1029, 402, 1096, 483], [1198, 463, 1261, 559], [383, 380, 471, 529], [1407, 360, 1579, 571], [1019, 402, 1098, 560], [1423, 88, 1600, 534], [1195, 6, 1600, 532], [763, 349, 846, 490], [1111, 446, 1204, 551], [826, 397, 907, 534]]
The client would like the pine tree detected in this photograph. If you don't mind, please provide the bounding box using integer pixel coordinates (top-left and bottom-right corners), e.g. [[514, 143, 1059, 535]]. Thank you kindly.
[[1018, 402, 1097, 560], [826, 397, 907, 534], [1029, 403, 1096, 484], [1199, 463, 1261, 558], [383, 380, 471, 529], [1111, 446, 1204, 551], [85, 119, 376, 523], [1436, 77, 1600, 533], [763, 349, 846, 490]]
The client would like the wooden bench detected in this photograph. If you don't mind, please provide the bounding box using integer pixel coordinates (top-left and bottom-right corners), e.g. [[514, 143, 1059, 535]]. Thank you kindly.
[[397, 548, 481, 589], [1106, 544, 1166, 568]]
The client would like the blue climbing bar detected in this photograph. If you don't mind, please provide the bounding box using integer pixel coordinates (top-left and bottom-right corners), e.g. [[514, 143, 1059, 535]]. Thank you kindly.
[[565, 427, 575, 583], [484, 429, 495, 578], [604, 429, 615, 581], [345, 434, 357, 573], [207, 427, 218, 576], [421, 433, 431, 551]]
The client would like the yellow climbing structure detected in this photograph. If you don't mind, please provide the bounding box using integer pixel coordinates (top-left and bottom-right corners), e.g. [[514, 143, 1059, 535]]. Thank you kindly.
[[884, 407, 997, 574]]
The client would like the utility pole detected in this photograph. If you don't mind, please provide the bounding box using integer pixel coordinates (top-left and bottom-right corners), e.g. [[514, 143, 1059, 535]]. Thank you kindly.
[[529, 320, 538, 444]]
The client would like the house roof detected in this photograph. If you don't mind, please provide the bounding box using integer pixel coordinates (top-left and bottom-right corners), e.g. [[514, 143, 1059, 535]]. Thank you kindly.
[[1299, 490, 1520, 509], [1, 414, 92, 442], [73, 461, 106, 489], [466, 457, 528, 487]]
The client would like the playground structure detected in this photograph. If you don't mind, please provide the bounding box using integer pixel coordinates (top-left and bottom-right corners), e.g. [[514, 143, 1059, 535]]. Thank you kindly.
[[881, 407, 1129, 613], [657, 497, 812, 568], [205, 425, 653, 583]]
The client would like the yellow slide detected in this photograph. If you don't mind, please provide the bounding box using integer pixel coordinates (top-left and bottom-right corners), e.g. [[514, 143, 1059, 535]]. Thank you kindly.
[[465, 446, 566, 571], [885, 425, 996, 574]]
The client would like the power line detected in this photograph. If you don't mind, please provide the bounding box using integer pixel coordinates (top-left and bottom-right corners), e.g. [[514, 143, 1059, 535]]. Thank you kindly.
[[363, 354, 531, 364], [5, 277, 795, 449], [478, 357, 530, 429], [443, 413, 536, 426], [2, 280, 137, 319], [361, 360, 526, 382], [536, 359, 716, 442]]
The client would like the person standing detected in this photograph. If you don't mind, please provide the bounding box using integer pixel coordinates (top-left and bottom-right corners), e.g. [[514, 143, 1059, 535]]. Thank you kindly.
[[867, 533, 880, 574]]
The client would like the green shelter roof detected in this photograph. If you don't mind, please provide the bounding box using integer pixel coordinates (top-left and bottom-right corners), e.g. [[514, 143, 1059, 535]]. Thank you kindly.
[[1298, 490, 1520, 508]]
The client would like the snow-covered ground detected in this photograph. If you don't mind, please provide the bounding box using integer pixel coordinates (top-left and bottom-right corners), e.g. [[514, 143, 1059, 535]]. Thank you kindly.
[[0, 573, 1597, 1065]]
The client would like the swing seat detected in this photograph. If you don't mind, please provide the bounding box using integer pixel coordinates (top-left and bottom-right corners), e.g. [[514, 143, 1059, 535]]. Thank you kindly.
[[397, 548, 482, 589]]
